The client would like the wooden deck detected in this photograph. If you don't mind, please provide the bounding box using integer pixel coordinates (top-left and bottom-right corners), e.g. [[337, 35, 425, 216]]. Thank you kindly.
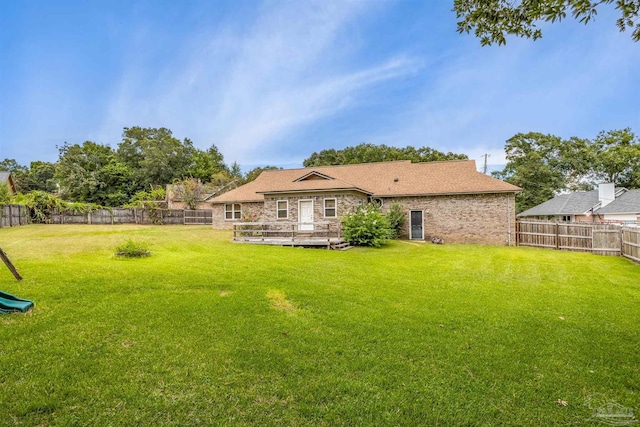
[[232, 221, 348, 249]]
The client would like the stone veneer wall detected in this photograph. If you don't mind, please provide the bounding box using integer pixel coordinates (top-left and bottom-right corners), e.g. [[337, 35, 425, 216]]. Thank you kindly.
[[382, 193, 517, 246], [211, 202, 264, 229], [262, 192, 367, 225]]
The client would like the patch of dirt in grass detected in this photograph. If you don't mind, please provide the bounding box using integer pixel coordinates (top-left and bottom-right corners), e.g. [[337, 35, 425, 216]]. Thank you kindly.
[[266, 289, 298, 314], [219, 290, 232, 297]]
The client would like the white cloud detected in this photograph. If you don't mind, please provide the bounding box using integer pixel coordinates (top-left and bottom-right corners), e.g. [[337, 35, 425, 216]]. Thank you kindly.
[[99, 0, 421, 164]]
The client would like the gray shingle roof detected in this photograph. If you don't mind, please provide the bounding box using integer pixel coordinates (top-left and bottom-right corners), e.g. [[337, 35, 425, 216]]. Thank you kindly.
[[0, 171, 11, 183], [517, 190, 600, 217], [596, 189, 640, 214]]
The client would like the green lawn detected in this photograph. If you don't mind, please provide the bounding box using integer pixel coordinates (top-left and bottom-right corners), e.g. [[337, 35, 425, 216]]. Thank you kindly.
[[0, 225, 638, 426]]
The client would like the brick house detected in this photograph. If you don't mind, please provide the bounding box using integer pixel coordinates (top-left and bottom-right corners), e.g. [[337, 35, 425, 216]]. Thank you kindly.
[[209, 160, 521, 245]]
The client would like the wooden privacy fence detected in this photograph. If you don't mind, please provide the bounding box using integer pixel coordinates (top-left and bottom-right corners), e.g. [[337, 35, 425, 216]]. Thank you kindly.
[[0, 206, 213, 226], [516, 220, 639, 260], [622, 227, 640, 263], [0, 204, 30, 228]]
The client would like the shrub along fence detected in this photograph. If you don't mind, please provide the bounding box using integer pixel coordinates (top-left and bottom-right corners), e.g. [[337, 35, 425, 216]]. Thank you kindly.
[[0, 204, 31, 228], [516, 220, 639, 261]]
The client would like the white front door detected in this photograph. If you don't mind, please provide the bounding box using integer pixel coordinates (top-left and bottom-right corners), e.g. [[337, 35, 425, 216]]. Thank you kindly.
[[299, 200, 314, 231]]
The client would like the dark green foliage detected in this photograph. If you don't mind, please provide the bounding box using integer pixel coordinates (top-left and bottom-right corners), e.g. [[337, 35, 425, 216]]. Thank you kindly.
[[341, 204, 391, 247], [27, 161, 57, 193], [11, 191, 102, 223], [494, 129, 640, 213], [454, 0, 640, 46], [386, 202, 406, 239], [115, 239, 151, 258], [303, 143, 467, 167], [0, 183, 10, 204], [54, 141, 132, 206]]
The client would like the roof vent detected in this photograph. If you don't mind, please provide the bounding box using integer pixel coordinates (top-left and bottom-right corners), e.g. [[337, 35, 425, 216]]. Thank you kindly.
[[393, 178, 399, 182]]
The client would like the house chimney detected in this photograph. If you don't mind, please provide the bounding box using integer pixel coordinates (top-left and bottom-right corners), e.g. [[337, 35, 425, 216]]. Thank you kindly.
[[598, 183, 615, 207]]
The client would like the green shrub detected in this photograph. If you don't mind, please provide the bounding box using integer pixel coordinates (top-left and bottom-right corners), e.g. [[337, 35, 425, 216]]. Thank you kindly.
[[0, 184, 10, 204], [386, 202, 406, 239], [341, 204, 391, 247], [115, 240, 151, 258]]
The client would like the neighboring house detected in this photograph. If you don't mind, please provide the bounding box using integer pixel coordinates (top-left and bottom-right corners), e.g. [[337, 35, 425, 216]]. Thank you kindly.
[[0, 171, 17, 195], [518, 183, 640, 224], [166, 183, 217, 210], [209, 160, 521, 245]]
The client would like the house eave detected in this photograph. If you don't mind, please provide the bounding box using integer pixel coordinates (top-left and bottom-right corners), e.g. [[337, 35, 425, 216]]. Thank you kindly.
[[379, 189, 521, 198], [257, 188, 373, 196]]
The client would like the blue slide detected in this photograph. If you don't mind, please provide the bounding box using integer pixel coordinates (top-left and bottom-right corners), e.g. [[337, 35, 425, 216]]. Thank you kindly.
[[0, 291, 34, 314]]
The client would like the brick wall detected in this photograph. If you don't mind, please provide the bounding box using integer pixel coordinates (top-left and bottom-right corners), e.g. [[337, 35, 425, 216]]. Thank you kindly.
[[383, 193, 517, 245], [262, 192, 367, 224], [212, 192, 517, 246], [211, 202, 264, 229]]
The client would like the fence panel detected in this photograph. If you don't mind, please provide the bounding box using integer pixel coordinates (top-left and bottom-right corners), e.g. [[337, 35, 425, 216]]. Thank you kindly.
[[517, 220, 625, 257], [0, 204, 30, 228], [622, 226, 640, 263], [593, 224, 622, 256], [184, 210, 212, 225]]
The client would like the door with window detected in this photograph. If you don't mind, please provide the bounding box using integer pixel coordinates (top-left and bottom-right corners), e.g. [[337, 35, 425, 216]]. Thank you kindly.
[[410, 210, 423, 240], [299, 200, 314, 231]]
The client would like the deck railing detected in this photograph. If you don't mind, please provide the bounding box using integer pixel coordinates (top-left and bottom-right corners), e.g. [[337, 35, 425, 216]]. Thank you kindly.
[[232, 221, 342, 245]]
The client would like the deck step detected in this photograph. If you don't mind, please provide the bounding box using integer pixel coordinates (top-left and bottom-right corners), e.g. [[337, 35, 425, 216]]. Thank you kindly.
[[330, 242, 352, 251]]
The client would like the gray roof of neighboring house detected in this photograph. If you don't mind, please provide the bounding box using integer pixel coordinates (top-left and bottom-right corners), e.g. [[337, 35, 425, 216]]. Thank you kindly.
[[0, 171, 11, 183], [517, 190, 600, 217], [596, 189, 640, 214]]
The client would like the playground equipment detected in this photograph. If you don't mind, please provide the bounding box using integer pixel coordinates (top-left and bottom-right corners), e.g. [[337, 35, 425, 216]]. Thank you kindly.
[[0, 290, 33, 313], [0, 247, 33, 313]]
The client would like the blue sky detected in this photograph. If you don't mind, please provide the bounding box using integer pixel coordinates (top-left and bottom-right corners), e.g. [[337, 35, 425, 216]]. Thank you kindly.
[[1, 1, 639, 172]]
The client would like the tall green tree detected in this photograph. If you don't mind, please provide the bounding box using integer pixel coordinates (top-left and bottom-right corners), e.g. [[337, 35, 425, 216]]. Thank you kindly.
[[188, 145, 228, 182], [303, 143, 467, 167], [27, 161, 57, 193], [493, 133, 570, 213], [116, 127, 195, 190], [54, 141, 133, 206], [591, 128, 640, 189], [494, 129, 640, 213], [454, 0, 640, 45]]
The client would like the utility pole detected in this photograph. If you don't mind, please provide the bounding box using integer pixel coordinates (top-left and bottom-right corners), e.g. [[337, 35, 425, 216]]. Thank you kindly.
[[482, 153, 490, 174]]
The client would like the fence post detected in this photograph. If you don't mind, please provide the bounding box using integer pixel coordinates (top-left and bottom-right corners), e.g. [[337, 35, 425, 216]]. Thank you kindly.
[[555, 222, 559, 250]]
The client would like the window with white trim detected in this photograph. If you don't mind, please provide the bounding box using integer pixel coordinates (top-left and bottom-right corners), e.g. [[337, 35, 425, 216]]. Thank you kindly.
[[276, 200, 288, 219], [225, 203, 241, 220], [324, 198, 337, 218]]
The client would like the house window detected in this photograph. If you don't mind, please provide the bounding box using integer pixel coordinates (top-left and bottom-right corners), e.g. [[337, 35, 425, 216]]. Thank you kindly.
[[324, 198, 337, 218], [559, 215, 573, 222], [225, 203, 241, 220], [276, 200, 288, 219]]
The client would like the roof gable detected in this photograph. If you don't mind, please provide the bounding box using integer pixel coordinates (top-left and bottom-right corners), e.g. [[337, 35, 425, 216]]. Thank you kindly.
[[293, 171, 335, 182]]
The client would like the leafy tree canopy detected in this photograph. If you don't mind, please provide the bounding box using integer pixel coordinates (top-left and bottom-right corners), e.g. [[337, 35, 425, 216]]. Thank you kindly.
[[454, 0, 640, 45], [493, 128, 640, 213], [303, 143, 467, 167]]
